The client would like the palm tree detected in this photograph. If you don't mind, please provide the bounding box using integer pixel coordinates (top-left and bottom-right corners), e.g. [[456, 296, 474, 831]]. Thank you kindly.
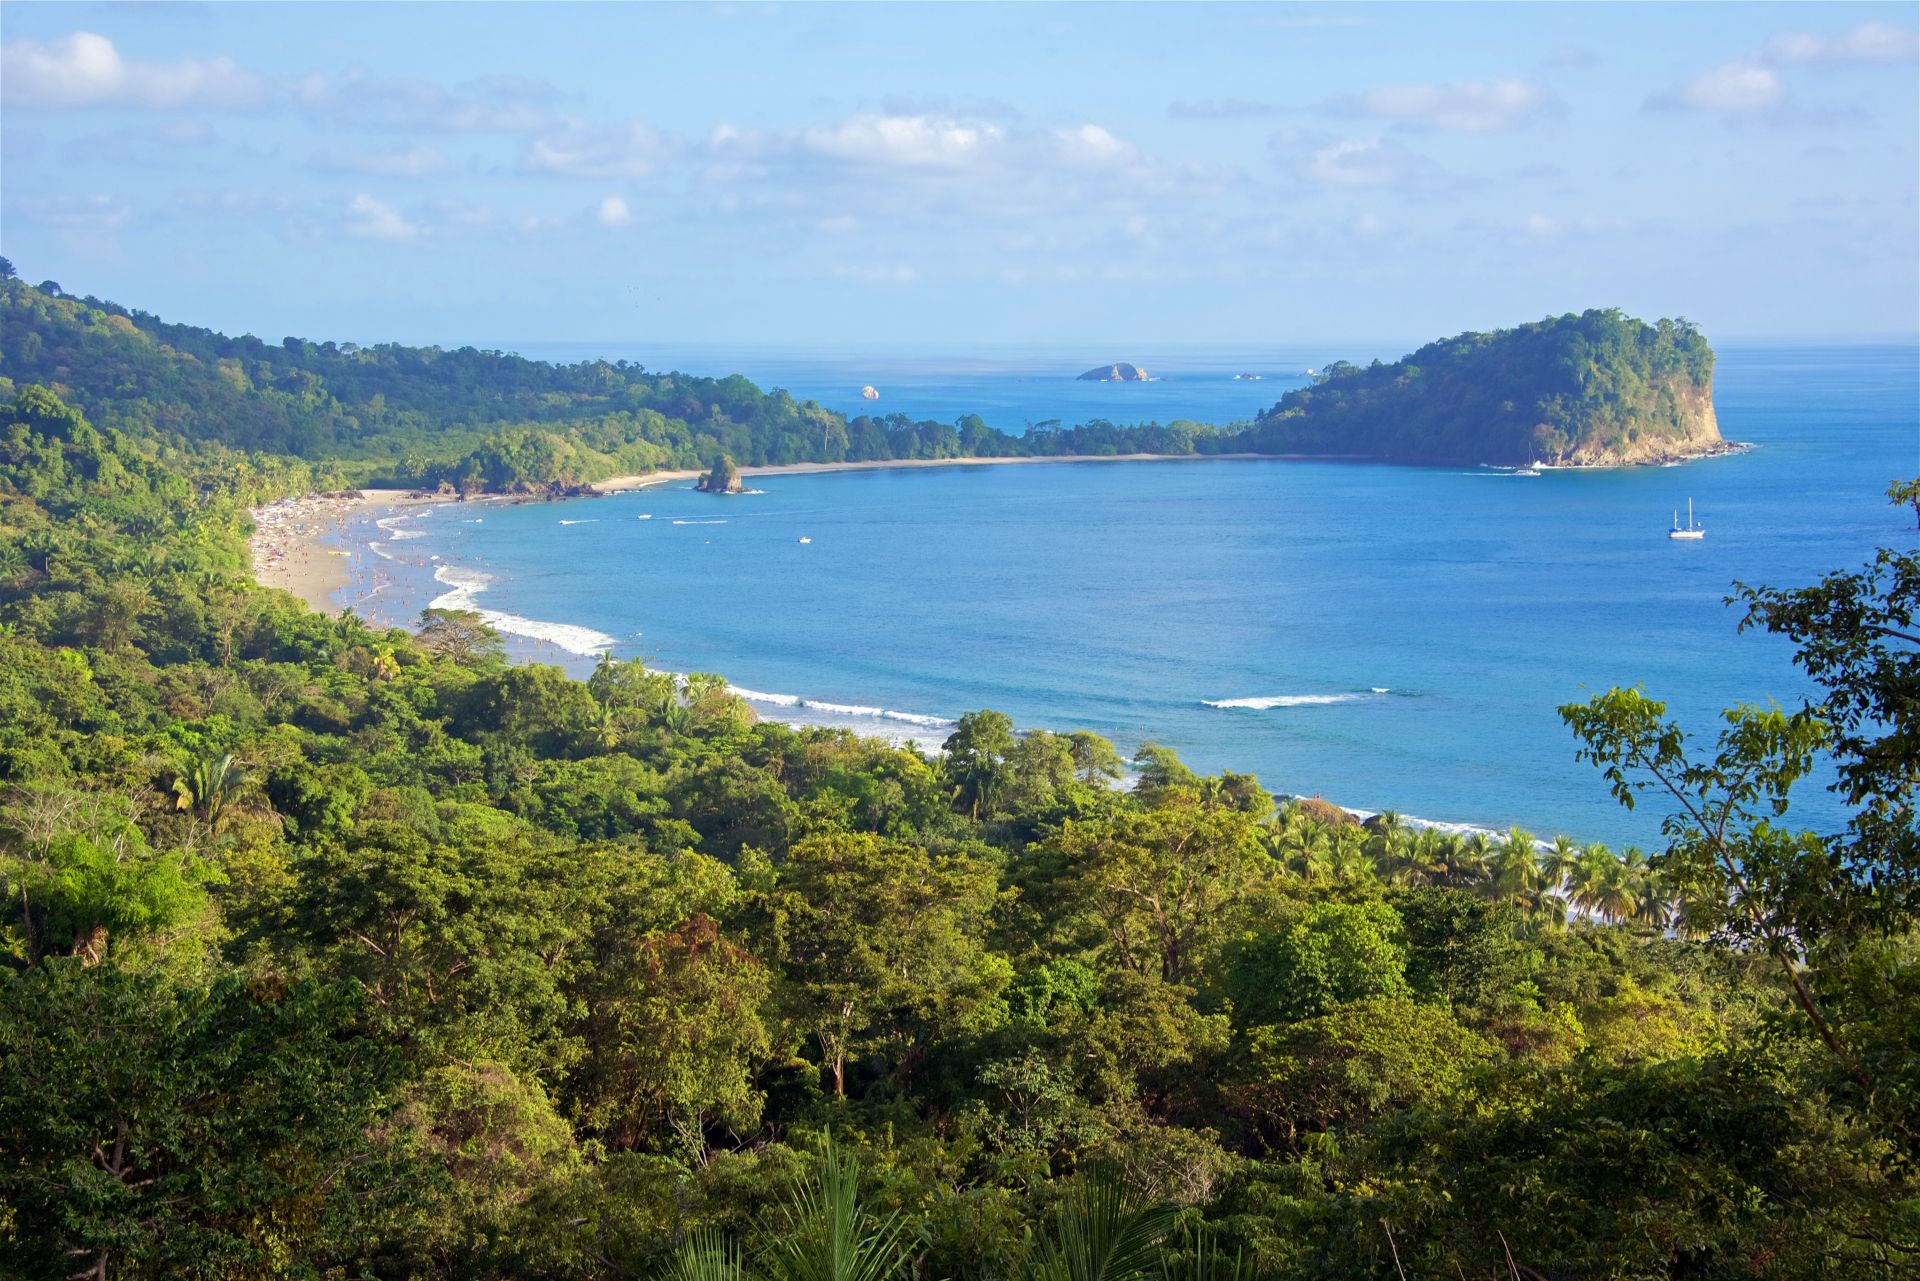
[[1485, 827, 1540, 903], [1277, 823, 1333, 884], [1620, 847, 1672, 931], [758, 1133, 913, 1281], [1567, 843, 1615, 919], [591, 707, 625, 751], [369, 645, 402, 682], [1364, 810, 1413, 881], [1328, 825, 1377, 887], [657, 1135, 913, 1281], [172, 752, 247, 830], [663, 1231, 753, 1281], [1579, 849, 1641, 925], [1433, 831, 1487, 888], [1538, 835, 1581, 895], [1024, 1176, 1178, 1281]]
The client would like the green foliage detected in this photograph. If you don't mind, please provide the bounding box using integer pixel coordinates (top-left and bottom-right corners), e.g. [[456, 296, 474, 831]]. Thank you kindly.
[[0, 308, 1910, 1278], [0, 964, 419, 1279], [1223, 901, 1411, 1027], [0, 278, 1240, 493], [1242, 309, 1716, 464], [1024, 1176, 1178, 1281], [1238, 998, 1498, 1139]]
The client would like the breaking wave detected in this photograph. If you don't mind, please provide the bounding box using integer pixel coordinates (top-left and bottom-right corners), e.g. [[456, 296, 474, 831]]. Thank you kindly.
[[427, 565, 616, 656], [725, 682, 956, 731]]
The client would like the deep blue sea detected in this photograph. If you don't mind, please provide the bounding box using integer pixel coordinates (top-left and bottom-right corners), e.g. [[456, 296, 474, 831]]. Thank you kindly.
[[350, 343, 1918, 846]]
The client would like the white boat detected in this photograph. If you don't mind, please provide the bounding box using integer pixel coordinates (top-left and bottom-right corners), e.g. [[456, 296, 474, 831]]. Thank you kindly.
[[798, 536, 812, 544], [1514, 466, 1542, 477], [636, 513, 652, 520], [1668, 499, 1705, 540]]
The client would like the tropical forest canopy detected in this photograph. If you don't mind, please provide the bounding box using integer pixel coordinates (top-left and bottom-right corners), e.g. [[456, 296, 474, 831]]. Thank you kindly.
[[1245, 309, 1718, 465], [3, 271, 1715, 486], [0, 259, 1914, 1279]]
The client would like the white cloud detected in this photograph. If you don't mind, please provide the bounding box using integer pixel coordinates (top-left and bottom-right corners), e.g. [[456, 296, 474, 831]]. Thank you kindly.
[[344, 194, 419, 240], [801, 114, 1000, 168], [1051, 123, 1137, 167], [523, 123, 669, 177], [1651, 23, 1913, 119], [0, 31, 264, 109], [312, 145, 448, 177], [1650, 62, 1785, 114], [1299, 138, 1421, 187], [597, 194, 633, 227], [1765, 22, 1919, 66], [1333, 79, 1560, 132]]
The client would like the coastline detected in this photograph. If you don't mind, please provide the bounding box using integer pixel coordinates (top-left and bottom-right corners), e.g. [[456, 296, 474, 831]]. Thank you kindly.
[[590, 440, 1746, 494], [249, 488, 441, 615], [589, 452, 1283, 493], [241, 463, 1604, 841]]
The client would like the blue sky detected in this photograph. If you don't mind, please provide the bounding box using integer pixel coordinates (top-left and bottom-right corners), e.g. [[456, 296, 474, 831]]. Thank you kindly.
[[2, 2, 1915, 348]]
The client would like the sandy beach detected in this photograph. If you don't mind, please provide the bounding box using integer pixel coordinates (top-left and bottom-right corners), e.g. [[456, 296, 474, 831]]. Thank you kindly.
[[249, 455, 1292, 613], [589, 451, 1277, 493], [248, 488, 439, 615]]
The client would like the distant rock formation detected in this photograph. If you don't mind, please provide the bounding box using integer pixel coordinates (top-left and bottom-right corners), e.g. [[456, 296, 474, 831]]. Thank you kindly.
[[1077, 362, 1149, 382], [696, 455, 745, 493]]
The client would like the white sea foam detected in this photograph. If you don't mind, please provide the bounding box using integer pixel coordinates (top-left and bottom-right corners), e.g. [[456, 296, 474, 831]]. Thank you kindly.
[[882, 710, 956, 728], [807, 700, 886, 718], [727, 685, 800, 707], [723, 683, 956, 730], [1313, 798, 1503, 840], [558, 518, 599, 526], [427, 564, 616, 656], [673, 519, 728, 526], [1205, 693, 1366, 709]]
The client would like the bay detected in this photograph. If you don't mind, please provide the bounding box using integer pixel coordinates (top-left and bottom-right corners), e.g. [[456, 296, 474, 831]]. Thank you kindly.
[[371, 342, 1917, 845]]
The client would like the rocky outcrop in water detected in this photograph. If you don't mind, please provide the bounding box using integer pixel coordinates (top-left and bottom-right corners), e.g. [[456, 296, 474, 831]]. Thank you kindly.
[[696, 455, 746, 493], [1077, 363, 1149, 382]]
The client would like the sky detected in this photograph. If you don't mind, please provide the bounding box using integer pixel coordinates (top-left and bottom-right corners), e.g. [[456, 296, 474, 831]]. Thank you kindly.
[[2, 2, 1916, 350]]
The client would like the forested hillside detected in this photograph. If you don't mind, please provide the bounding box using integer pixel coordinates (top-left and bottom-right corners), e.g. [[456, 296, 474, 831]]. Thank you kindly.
[[0, 270, 1217, 493], [1245, 310, 1722, 465], [0, 274, 1726, 489], [0, 270, 1914, 1279]]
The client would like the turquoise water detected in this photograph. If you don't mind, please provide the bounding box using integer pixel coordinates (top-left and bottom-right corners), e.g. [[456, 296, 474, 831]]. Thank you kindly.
[[369, 344, 1917, 844]]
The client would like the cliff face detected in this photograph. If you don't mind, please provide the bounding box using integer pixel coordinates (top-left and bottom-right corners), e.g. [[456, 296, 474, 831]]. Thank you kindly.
[[1555, 381, 1722, 466]]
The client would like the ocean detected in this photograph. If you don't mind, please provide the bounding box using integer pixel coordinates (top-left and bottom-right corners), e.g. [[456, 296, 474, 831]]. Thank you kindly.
[[341, 342, 1918, 846]]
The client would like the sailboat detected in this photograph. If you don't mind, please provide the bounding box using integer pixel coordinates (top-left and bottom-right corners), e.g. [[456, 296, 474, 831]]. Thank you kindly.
[[1668, 498, 1705, 540]]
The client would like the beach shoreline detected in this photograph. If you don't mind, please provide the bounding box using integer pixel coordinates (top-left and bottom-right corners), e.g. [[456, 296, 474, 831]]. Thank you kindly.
[[248, 488, 440, 615], [589, 451, 1285, 493], [242, 464, 1542, 839]]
